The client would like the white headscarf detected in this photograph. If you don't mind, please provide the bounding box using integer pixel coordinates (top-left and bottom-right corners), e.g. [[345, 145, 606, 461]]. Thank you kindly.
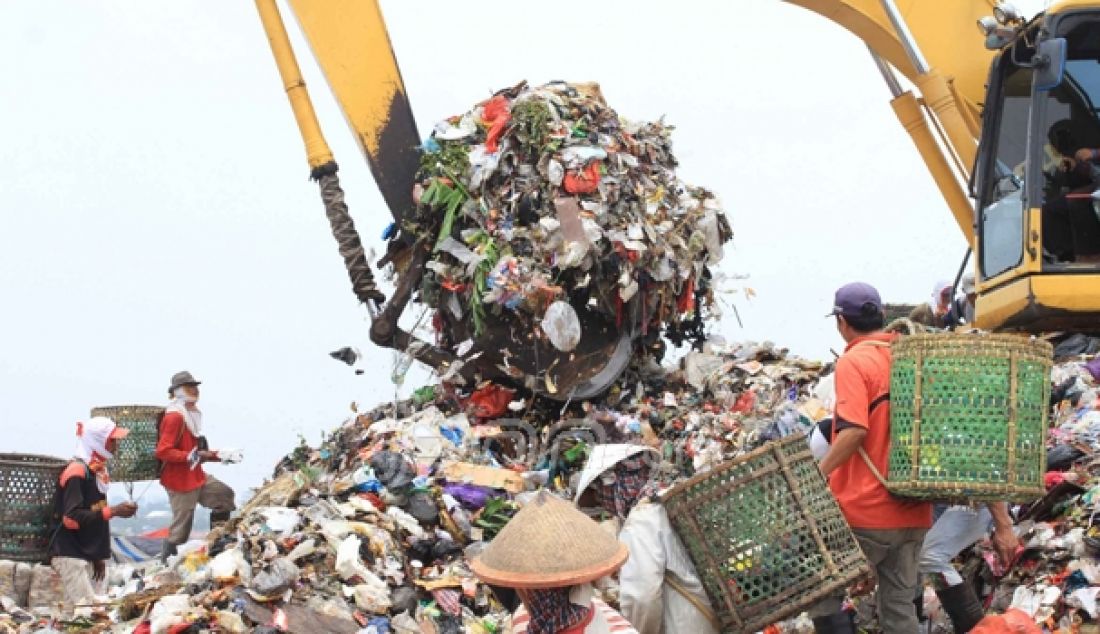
[[166, 388, 202, 437], [75, 416, 117, 463], [75, 417, 118, 493]]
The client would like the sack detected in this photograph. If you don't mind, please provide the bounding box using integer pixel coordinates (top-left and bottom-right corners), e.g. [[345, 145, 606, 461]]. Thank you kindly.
[[26, 563, 63, 610]]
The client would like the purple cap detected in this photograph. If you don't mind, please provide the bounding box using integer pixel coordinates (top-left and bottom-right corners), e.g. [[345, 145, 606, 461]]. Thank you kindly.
[[827, 282, 883, 318]]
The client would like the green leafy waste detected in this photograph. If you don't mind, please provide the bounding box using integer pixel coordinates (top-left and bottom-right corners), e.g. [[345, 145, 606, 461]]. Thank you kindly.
[[475, 497, 518, 539], [419, 139, 470, 177], [420, 175, 469, 252], [465, 230, 502, 336], [511, 99, 552, 154]]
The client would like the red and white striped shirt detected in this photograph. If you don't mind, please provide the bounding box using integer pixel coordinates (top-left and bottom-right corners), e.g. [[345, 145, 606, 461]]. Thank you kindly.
[[511, 599, 639, 634]]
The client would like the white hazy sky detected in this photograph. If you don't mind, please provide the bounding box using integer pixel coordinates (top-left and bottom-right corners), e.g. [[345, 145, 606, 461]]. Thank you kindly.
[[0, 1, 1050, 499]]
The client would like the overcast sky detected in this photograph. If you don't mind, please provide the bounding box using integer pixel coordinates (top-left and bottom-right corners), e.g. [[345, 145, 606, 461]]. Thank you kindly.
[[0, 1, 1050, 500]]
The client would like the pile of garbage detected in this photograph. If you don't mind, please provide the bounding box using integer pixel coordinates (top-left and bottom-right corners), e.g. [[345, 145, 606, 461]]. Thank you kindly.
[[406, 80, 730, 350], [9, 331, 1099, 633], [0, 338, 831, 633]]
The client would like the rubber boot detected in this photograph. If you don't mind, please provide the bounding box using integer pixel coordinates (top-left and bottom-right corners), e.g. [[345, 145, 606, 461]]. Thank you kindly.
[[159, 541, 177, 564], [936, 582, 985, 633], [812, 612, 855, 634], [209, 510, 231, 529]]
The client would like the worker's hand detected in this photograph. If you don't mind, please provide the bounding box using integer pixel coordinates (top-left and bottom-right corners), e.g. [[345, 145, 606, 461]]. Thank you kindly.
[[198, 450, 219, 463], [1060, 157, 1077, 172], [92, 560, 106, 582], [110, 502, 138, 519], [992, 524, 1020, 567], [1076, 148, 1097, 163]]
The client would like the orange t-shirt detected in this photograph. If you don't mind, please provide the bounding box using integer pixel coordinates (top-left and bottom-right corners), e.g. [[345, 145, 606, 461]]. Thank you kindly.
[[829, 332, 932, 530]]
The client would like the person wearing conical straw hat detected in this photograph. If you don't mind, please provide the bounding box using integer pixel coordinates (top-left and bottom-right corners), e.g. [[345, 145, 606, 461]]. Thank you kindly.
[[470, 491, 639, 634], [573, 444, 718, 634]]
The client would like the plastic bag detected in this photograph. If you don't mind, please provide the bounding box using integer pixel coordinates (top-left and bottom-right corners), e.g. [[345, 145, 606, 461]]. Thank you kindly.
[[468, 384, 514, 420], [259, 507, 301, 536], [541, 301, 581, 352], [347, 582, 393, 614], [209, 548, 251, 584], [251, 558, 300, 598], [149, 594, 194, 634], [216, 610, 247, 633], [218, 449, 244, 464], [335, 535, 372, 582], [563, 162, 601, 194], [286, 538, 317, 563], [971, 609, 1042, 633]]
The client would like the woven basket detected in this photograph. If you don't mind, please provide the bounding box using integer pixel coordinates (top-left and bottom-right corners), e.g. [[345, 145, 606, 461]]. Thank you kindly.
[[888, 334, 1052, 503], [662, 435, 871, 633], [93, 405, 165, 483], [0, 454, 67, 563]]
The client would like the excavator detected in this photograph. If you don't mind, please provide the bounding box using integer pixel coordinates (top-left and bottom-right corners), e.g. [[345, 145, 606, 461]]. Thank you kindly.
[[253, 0, 1100, 400]]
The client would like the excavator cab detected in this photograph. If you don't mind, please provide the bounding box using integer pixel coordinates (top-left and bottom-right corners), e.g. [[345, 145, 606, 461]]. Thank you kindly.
[[973, 4, 1100, 330]]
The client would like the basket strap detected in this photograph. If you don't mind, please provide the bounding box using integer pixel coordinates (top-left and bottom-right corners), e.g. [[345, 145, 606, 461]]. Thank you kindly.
[[665, 573, 721, 631], [858, 447, 889, 487], [854, 341, 892, 349]]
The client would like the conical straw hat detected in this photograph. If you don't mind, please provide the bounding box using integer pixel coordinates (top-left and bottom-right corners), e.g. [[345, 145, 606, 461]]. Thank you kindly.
[[470, 491, 628, 589]]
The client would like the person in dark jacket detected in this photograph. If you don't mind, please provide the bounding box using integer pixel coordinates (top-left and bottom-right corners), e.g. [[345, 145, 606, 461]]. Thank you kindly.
[[52, 417, 138, 616]]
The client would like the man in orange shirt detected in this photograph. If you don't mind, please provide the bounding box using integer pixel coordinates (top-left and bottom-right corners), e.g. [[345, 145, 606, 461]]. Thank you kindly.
[[155, 371, 235, 562], [809, 282, 932, 634]]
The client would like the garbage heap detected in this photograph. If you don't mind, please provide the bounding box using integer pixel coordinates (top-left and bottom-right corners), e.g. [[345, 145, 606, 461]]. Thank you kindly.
[[403, 80, 730, 392], [412, 79, 729, 334], [0, 340, 831, 633]]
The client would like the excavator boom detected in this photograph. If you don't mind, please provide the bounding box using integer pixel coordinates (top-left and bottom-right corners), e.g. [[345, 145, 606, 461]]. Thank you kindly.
[[786, 1, 996, 116], [287, 0, 420, 220]]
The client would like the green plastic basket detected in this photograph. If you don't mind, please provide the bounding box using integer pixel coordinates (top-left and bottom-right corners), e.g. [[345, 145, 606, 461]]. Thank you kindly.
[[662, 435, 871, 633], [888, 333, 1052, 503], [93, 405, 164, 483], [0, 453, 67, 563]]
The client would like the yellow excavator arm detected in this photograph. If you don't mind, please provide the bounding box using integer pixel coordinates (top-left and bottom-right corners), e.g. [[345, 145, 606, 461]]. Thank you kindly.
[[789, 0, 1100, 331], [786, 1, 996, 112], [786, 0, 999, 245]]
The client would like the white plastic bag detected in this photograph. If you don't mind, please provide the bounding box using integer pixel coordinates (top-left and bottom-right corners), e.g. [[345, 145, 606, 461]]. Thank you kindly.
[[259, 507, 301, 536], [335, 535, 371, 582], [541, 301, 581, 352], [149, 594, 194, 634], [209, 548, 251, 584]]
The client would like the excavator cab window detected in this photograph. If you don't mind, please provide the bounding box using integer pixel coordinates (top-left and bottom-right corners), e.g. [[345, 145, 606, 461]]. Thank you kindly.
[[977, 50, 1032, 279], [1032, 14, 1100, 266]]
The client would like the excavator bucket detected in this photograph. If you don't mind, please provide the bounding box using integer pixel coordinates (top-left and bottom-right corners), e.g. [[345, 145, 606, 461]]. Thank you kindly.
[[265, 3, 677, 400]]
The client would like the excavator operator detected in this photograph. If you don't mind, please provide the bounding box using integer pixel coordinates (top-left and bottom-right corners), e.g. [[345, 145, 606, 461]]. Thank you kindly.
[[1041, 118, 1100, 264]]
